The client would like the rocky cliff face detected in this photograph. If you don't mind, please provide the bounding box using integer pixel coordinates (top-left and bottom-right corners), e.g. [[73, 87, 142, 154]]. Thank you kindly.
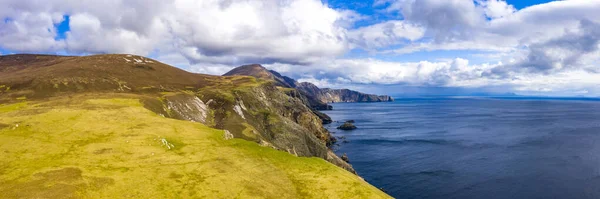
[[152, 82, 352, 172], [296, 82, 394, 103], [319, 88, 394, 103]]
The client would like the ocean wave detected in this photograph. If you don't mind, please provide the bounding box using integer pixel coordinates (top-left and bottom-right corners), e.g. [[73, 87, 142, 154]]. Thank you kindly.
[[355, 138, 456, 145], [354, 138, 498, 149], [414, 170, 455, 176]]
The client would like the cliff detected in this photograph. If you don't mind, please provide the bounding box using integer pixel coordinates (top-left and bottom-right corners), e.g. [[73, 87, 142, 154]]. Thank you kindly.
[[223, 64, 394, 108], [296, 82, 394, 103], [0, 54, 391, 198]]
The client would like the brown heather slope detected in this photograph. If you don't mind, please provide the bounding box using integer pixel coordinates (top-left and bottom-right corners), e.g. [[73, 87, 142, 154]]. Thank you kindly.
[[0, 54, 354, 172], [0, 54, 214, 98]]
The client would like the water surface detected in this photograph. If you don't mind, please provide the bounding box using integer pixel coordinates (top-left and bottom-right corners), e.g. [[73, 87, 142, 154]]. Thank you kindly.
[[324, 98, 600, 199]]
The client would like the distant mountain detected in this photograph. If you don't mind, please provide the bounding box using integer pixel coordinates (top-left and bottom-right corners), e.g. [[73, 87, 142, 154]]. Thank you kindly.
[[223, 64, 394, 108], [296, 82, 394, 103]]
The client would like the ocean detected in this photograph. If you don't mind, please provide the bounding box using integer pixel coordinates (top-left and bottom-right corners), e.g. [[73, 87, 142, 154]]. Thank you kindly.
[[324, 97, 600, 199]]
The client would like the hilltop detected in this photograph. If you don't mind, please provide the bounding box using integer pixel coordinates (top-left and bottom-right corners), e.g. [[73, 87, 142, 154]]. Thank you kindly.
[[0, 54, 213, 96], [223, 64, 297, 88], [0, 54, 390, 198]]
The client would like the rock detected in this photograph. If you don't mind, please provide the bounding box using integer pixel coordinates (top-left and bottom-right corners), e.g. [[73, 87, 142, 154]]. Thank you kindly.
[[223, 130, 234, 140], [337, 122, 357, 130], [312, 110, 333, 124], [379, 187, 387, 193], [160, 138, 175, 150], [341, 153, 350, 163], [327, 136, 337, 147], [342, 140, 350, 144]]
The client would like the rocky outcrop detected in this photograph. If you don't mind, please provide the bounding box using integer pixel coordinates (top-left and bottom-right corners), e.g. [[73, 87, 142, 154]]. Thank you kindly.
[[163, 94, 211, 123], [337, 122, 357, 130]]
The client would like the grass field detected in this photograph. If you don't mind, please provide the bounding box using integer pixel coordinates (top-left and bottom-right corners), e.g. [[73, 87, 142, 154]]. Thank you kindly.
[[0, 95, 390, 198]]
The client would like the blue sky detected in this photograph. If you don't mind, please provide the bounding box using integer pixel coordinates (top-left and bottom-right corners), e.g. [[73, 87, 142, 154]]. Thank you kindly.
[[1, 0, 600, 97]]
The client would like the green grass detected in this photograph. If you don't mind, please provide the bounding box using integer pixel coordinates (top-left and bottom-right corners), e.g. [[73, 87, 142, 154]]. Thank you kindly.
[[0, 102, 27, 113], [0, 96, 390, 198]]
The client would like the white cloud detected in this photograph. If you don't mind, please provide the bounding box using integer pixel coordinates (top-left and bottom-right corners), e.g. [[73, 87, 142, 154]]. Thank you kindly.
[[270, 56, 600, 96], [383, 0, 485, 42], [478, 0, 516, 19], [2, 0, 600, 96], [0, 11, 65, 52], [268, 57, 493, 87], [165, 0, 350, 65], [376, 0, 600, 52], [348, 20, 425, 49], [0, 0, 350, 65], [65, 12, 168, 54]]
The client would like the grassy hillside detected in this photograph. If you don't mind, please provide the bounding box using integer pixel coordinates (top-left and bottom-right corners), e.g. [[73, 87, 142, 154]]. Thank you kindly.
[[0, 54, 355, 170], [0, 94, 390, 198], [0, 54, 390, 198]]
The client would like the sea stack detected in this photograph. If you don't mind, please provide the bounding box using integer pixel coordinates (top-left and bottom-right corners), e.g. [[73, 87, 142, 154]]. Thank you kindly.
[[337, 122, 357, 130]]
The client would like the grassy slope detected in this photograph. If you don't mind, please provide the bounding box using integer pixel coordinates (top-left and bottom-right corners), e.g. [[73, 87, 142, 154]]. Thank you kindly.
[[0, 95, 390, 199]]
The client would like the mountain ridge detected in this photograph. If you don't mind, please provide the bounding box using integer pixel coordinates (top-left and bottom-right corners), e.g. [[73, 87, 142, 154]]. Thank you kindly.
[[223, 64, 394, 107]]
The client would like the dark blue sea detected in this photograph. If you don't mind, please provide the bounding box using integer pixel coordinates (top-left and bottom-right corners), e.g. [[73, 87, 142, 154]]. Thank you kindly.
[[324, 97, 600, 199]]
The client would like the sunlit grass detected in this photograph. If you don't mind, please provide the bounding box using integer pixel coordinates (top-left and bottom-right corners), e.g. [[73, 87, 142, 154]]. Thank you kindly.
[[0, 96, 389, 198]]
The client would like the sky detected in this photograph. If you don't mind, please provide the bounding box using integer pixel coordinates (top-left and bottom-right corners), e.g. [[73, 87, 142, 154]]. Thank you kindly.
[[1, 0, 600, 97]]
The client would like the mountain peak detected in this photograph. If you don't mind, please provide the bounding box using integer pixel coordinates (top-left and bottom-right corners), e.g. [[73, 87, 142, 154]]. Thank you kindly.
[[223, 64, 296, 88], [224, 64, 269, 78]]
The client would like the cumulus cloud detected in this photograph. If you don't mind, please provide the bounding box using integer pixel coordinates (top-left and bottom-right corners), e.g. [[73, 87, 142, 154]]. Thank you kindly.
[[347, 20, 425, 49], [65, 12, 168, 54], [169, 0, 349, 65], [488, 19, 600, 77], [0, 11, 65, 52], [271, 56, 600, 96], [381, 0, 486, 42], [0, 0, 351, 65], [267, 57, 494, 87], [369, 0, 600, 86], [2, 0, 600, 96], [478, 0, 516, 19], [377, 0, 600, 51]]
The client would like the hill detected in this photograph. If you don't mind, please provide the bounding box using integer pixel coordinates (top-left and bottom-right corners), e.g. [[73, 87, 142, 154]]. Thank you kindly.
[[0, 54, 390, 198], [223, 64, 297, 88], [223, 64, 394, 106]]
